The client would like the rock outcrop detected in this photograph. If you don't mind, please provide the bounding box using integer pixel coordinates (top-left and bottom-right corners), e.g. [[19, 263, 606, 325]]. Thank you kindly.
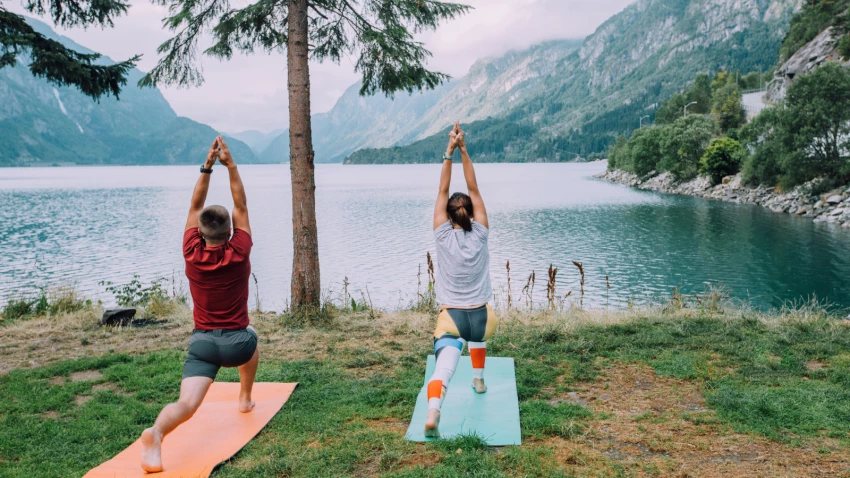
[[598, 169, 850, 228], [766, 27, 850, 103]]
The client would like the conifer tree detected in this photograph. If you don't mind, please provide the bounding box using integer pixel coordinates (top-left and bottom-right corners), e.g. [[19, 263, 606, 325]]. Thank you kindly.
[[142, 0, 469, 310], [0, 0, 139, 99]]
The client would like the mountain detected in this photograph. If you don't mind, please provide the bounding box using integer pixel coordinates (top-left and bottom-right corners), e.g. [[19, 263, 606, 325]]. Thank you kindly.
[[0, 17, 256, 166], [347, 0, 802, 164], [399, 39, 583, 143], [258, 80, 454, 163], [228, 128, 286, 155]]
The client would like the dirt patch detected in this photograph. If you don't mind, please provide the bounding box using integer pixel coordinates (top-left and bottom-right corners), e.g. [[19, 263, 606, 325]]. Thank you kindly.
[[70, 370, 103, 382], [542, 363, 850, 477], [48, 376, 64, 386], [75, 394, 93, 406], [806, 360, 826, 372], [396, 449, 441, 469], [365, 418, 409, 435], [40, 411, 59, 419], [91, 382, 134, 397]]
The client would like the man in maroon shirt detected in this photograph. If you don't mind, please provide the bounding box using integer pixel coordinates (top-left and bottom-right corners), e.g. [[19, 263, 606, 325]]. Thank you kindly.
[[140, 136, 259, 473]]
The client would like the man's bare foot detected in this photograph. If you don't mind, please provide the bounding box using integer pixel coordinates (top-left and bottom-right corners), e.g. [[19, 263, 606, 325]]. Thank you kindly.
[[424, 409, 441, 438], [140, 427, 163, 473], [238, 399, 255, 413], [472, 378, 487, 394]]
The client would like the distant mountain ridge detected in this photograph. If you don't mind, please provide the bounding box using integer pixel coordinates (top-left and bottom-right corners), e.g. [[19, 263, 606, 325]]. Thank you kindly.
[[0, 17, 257, 166], [256, 39, 583, 163], [256, 80, 455, 163], [347, 0, 803, 164]]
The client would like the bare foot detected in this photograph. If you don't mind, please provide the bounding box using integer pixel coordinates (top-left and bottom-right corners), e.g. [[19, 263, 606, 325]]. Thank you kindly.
[[424, 409, 441, 438], [472, 378, 487, 394], [239, 399, 255, 413], [140, 427, 163, 473]]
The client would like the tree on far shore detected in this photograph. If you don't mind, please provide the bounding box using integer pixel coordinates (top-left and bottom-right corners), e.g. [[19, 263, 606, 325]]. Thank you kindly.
[[142, 0, 470, 312], [0, 1, 139, 99]]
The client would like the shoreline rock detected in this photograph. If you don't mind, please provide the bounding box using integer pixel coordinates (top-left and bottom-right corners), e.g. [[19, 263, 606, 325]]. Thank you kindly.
[[596, 169, 850, 229]]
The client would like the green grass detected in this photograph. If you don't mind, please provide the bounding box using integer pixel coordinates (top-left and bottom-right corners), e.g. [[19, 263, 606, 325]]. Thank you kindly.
[[2, 313, 850, 476]]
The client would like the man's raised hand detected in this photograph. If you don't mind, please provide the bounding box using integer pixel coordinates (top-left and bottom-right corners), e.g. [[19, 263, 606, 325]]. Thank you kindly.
[[217, 136, 235, 168], [205, 137, 220, 168]]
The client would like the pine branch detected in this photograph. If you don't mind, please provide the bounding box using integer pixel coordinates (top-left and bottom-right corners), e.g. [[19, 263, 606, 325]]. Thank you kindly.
[[0, 9, 138, 100], [144, 0, 470, 95], [24, 0, 130, 28]]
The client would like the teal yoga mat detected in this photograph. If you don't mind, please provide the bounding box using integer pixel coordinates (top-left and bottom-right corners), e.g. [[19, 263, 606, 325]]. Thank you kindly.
[[405, 355, 522, 445]]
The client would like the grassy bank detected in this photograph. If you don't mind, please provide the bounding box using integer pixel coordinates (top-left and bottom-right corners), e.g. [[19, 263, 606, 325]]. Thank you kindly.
[[2, 299, 850, 477]]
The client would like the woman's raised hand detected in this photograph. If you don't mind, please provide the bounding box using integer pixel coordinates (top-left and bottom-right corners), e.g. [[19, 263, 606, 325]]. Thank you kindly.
[[447, 121, 465, 153]]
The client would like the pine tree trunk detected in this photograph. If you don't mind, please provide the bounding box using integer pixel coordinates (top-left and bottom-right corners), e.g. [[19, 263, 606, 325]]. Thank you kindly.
[[287, 0, 321, 309]]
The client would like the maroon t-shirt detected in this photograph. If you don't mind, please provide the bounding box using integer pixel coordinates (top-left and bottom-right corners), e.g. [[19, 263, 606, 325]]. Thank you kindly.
[[183, 228, 252, 330]]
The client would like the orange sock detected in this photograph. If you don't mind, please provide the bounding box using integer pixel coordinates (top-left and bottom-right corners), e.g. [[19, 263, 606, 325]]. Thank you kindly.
[[470, 348, 486, 369], [427, 380, 443, 401]]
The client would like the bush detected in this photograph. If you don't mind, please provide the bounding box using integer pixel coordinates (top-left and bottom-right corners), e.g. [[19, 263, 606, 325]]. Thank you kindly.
[[712, 82, 745, 132], [700, 137, 745, 184], [840, 35, 850, 61], [659, 115, 718, 179], [100, 274, 170, 308], [1, 286, 89, 322], [607, 135, 628, 170], [629, 126, 666, 177], [740, 107, 785, 186], [780, 62, 850, 187]]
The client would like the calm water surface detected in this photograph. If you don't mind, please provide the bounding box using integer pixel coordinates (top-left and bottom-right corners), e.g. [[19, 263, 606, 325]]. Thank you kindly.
[[1, 162, 849, 311]]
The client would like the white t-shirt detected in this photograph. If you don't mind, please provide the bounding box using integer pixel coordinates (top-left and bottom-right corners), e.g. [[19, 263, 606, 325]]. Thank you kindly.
[[433, 220, 492, 306]]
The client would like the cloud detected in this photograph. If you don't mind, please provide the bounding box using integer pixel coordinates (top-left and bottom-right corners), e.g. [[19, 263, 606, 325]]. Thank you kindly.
[[8, 0, 634, 133]]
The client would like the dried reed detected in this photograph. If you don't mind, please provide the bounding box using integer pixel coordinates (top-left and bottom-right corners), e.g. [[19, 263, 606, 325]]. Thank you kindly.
[[252, 273, 262, 313], [506, 261, 512, 310], [546, 264, 558, 310], [572, 261, 585, 309], [521, 271, 536, 310]]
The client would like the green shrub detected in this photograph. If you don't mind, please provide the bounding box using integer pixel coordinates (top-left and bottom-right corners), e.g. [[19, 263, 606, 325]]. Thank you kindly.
[[659, 115, 718, 179], [606, 135, 629, 170], [780, 62, 850, 187], [628, 126, 666, 177], [700, 137, 745, 184], [100, 274, 169, 308], [1, 287, 89, 322], [840, 35, 850, 61], [712, 82, 745, 132], [2, 298, 34, 321], [740, 106, 785, 186]]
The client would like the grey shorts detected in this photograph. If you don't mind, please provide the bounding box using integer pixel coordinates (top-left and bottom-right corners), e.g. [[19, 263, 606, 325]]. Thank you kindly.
[[182, 326, 258, 380]]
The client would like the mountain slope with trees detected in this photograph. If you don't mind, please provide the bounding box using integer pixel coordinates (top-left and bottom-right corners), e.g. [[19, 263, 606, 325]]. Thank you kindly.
[[606, 0, 850, 196], [0, 17, 256, 167], [347, 0, 802, 164]]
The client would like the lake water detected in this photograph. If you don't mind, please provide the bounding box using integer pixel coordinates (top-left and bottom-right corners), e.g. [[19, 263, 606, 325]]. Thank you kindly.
[[1, 162, 849, 312]]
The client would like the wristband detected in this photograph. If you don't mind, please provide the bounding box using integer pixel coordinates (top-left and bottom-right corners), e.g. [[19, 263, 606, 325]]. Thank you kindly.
[[442, 153, 453, 161], [200, 165, 213, 174]]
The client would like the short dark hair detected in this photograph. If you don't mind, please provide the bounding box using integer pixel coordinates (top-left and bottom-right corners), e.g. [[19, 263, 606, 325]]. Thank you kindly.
[[447, 192, 473, 232], [199, 205, 231, 242]]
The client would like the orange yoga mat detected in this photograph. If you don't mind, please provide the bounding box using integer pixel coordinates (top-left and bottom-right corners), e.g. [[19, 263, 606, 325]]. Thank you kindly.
[[84, 382, 298, 478]]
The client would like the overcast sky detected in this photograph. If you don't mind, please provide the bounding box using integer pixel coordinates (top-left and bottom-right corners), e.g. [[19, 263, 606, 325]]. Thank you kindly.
[[10, 0, 635, 133]]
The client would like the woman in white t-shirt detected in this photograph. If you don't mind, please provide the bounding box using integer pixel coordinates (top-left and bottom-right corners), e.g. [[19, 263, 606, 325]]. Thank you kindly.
[[424, 122, 499, 438]]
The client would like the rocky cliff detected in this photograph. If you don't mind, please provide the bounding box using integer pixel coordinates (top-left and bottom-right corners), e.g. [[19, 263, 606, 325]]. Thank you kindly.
[[767, 27, 850, 103]]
